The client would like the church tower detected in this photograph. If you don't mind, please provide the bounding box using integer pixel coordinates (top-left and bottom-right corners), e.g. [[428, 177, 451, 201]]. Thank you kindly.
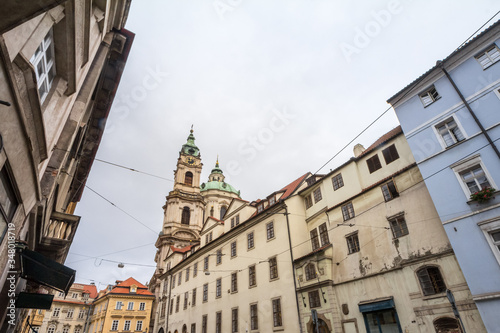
[[157, 128, 206, 251]]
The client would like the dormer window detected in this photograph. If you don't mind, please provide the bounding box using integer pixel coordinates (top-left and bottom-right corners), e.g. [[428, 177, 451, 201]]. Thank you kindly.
[[257, 203, 264, 213], [130, 285, 137, 293], [269, 196, 276, 206]]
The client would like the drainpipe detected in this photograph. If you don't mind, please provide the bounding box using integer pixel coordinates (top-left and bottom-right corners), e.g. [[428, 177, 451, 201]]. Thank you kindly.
[[283, 204, 304, 333], [437, 61, 500, 159]]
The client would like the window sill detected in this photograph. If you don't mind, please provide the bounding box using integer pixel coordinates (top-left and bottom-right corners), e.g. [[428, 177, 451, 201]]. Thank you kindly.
[[270, 277, 279, 282], [267, 237, 276, 243], [249, 284, 257, 289], [273, 327, 284, 332], [422, 292, 447, 301]]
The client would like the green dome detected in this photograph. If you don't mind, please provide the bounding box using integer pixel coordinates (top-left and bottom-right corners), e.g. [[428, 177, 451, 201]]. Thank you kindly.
[[181, 128, 200, 156], [200, 181, 240, 197]]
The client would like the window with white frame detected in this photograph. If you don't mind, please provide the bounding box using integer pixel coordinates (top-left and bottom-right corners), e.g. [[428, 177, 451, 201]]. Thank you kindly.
[[62, 327, 69, 333], [475, 44, 500, 69], [136, 321, 143, 331], [30, 29, 56, 103], [115, 301, 123, 310], [435, 118, 465, 147], [127, 302, 134, 310], [48, 326, 56, 333], [111, 321, 119, 331], [138, 302, 145, 311], [478, 219, 500, 265], [67, 308, 74, 318], [452, 156, 496, 199], [53, 308, 60, 317], [419, 86, 440, 107], [123, 321, 131, 331]]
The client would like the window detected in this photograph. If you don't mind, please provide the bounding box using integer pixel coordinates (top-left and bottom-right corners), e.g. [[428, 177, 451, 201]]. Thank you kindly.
[[194, 263, 198, 277], [216, 249, 222, 264], [257, 203, 264, 213], [232, 308, 238, 333], [460, 165, 491, 194], [48, 326, 56, 333], [178, 272, 182, 286], [389, 215, 408, 238], [220, 205, 227, 220], [313, 188, 322, 203], [231, 241, 237, 257], [310, 229, 320, 250], [419, 86, 440, 106], [186, 267, 190, 282], [215, 312, 222, 333], [479, 219, 500, 265], [247, 232, 254, 249], [250, 304, 258, 330], [202, 315, 207, 333], [305, 263, 317, 281], [266, 221, 275, 240], [62, 327, 69, 333], [30, 29, 56, 103], [184, 292, 188, 309], [124, 321, 131, 331], [247, 265, 257, 287], [203, 284, 208, 302], [332, 173, 344, 190], [191, 324, 196, 333], [382, 144, 399, 164], [366, 155, 382, 173], [53, 308, 60, 317], [308, 290, 321, 308], [272, 298, 282, 327], [231, 272, 238, 293], [78, 309, 86, 319], [74, 327, 81, 333], [269, 257, 278, 280], [181, 207, 190, 225], [0, 165, 18, 243], [205, 232, 213, 244], [269, 196, 276, 206], [381, 180, 399, 201], [436, 118, 465, 147], [169, 299, 174, 315], [67, 309, 74, 318], [192, 288, 197, 306], [175, 295, 180, 312], [136, 321, 143, 331], [72, 293, 78, 299], [341, 202, 355, 221], [160, 302, 166, 318], [185, 172, 193, 186], [305, 194, 313, 209], [346, 233, 360, 254], [111, 321, 119, 331], [204, 256, 209, 270], [475, 44, 500, 69], [416, 266, 446, 296], [172, 275, 176, 289], [319, 223, 329, 246], [127, 302, 134, 310], [216, 278, 222, 297]]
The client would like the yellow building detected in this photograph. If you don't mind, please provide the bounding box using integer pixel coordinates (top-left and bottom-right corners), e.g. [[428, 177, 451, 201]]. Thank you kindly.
[[89, 278, 154, 333], [19, 309, 45, 333]]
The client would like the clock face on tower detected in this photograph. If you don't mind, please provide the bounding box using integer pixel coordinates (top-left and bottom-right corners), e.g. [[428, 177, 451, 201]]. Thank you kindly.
[[187, 157, 195, 165]]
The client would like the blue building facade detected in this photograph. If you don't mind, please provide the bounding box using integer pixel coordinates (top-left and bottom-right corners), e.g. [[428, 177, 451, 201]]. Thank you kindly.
[[388, 21, 500, 333]]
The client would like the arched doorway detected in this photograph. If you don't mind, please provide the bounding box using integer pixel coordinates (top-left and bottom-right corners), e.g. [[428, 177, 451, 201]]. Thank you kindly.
[[308, 318, 331, 333], [158, 328, 164, 333], [434, 317, 462, 333], [182, 324, 187, 333]]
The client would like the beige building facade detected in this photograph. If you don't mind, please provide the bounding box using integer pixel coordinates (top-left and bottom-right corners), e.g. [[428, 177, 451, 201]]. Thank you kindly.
[[38, 283, 97, 333], [0, 0, 133, 330], [151, 128, 485, 333]]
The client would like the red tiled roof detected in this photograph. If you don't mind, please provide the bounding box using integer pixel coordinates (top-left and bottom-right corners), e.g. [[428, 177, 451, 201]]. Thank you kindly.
[[208, 216, 223, 223], [170, 245, 194, 254], [83, 284, 98, 299], [280, 173, 309, 200], [109, 287, 154, 296], [116, 277, 146, 288], [358, 126, 402, 158]]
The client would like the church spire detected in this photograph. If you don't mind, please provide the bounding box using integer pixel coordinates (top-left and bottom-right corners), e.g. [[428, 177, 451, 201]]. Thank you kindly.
[[181, 126, 200, 157]]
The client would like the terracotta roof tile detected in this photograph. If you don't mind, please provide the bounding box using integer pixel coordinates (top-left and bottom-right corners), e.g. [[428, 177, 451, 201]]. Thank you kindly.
[[83, 284, 98, 299], [358, 126, 402, 158], [280, 173, 309, 200], [170, 245, 194, 254]]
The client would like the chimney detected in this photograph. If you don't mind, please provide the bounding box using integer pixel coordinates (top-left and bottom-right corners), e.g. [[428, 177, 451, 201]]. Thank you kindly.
[[353, 144, 365, 157]]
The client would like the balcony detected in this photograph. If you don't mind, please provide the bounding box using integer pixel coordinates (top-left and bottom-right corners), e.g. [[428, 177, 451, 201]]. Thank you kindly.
[[38, 211, 80, 263]]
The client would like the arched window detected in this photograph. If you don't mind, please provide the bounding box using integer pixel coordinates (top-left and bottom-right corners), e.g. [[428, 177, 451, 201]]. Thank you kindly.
[[305, 263, 317, 281], [182, 325, 187, 333], [220, 206, 227, 220], [210, 206, 214, 217], [184, 172, 193, 186], [417, 266, 446, 296], [433, 317, 461, 333], [181, 207, 190, 225]]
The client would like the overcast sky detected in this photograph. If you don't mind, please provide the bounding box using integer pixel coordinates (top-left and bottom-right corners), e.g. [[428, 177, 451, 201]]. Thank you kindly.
[[65, 0, 500, 289]]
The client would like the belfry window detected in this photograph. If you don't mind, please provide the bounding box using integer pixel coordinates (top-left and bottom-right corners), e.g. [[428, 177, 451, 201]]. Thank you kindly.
[[220, 206, 227, 220], [185, 172, 193, 186], [181, 207, 190, 225]]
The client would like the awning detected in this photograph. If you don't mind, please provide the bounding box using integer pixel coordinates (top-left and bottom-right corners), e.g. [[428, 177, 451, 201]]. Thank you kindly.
[[358, 296, 395, 313], [19, 247, 76, 294], [16, 292, 54, 309]]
